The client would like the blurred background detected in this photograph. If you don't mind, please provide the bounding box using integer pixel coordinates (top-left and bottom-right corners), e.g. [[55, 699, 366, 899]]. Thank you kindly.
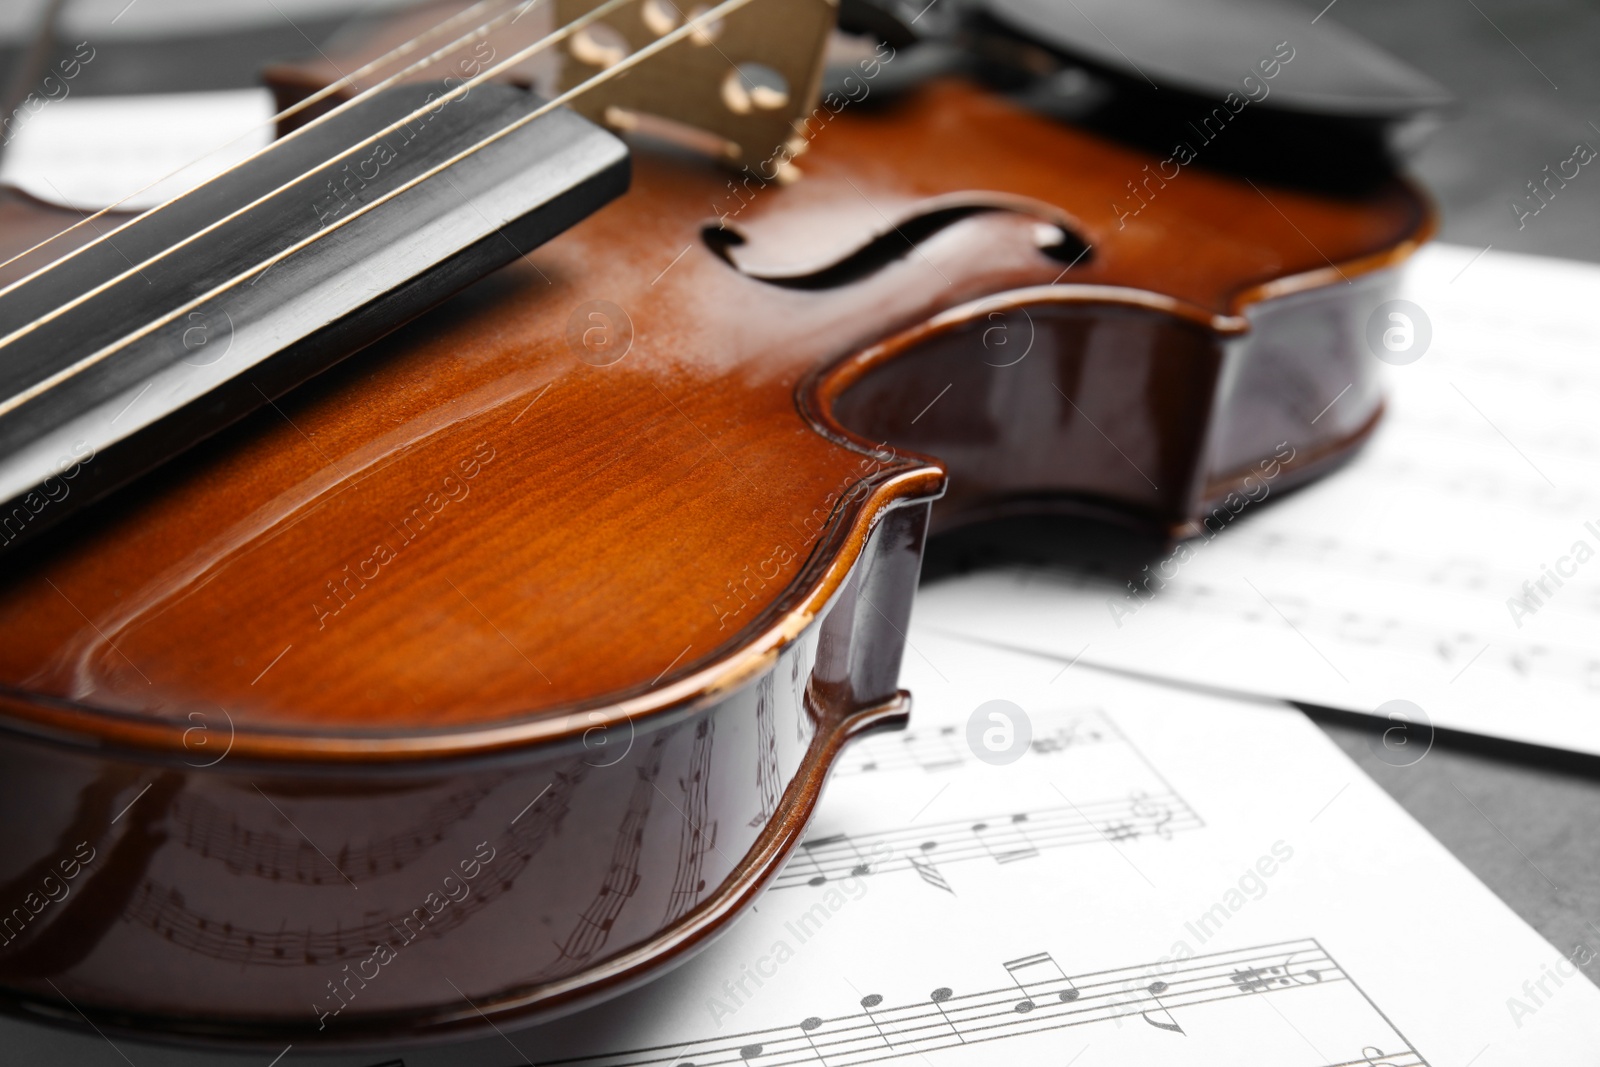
[[3, 0, 1598, 258]]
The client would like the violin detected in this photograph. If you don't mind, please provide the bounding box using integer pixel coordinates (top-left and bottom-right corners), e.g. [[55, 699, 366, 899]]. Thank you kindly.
[[0, 0, 1441, 1048]]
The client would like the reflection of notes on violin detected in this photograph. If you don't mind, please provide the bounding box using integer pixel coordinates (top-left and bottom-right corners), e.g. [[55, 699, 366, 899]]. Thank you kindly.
[[121, 768, 582, 968], [543, 940, 1417, 1067], [169, 777, 509, 884], [837, 713, 1106, 776], [771, 790, 1200, 891]]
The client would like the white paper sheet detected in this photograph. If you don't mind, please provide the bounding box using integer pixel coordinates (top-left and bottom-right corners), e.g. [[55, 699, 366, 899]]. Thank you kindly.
[[1, 89, 275, 212], [413, 630, 1598, 1067], [915, 243, 1600, 756]]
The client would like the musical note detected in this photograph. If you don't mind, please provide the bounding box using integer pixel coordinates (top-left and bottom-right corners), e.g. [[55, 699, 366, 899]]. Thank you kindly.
[[795, 840, 831, 887], [170, 775, 509, 883], [1140, 980, 1185, 1035], [798, 1016, 828, 1066], [1129, 790, 1175, 840], [908, 726, 964, 772], [1229, 965, 1283, 994], [909, 853, 953, 895], [1336, 610, 1400, 647], [773, 793, 1200, 890], [838, 712, 1108, 775], [1030, 720, 1103, 754], [972, 815, 1040, 865], [834, 835, 873, 877], [929, 987, 963, 1043], [1283, 949, 1325, 985], [1003, 950, 1077, 1011], [860, 993, 892, 1049], [122, 767, 586, 967], [797, 833, 872, 885], [534, 939, 1406, 1067]]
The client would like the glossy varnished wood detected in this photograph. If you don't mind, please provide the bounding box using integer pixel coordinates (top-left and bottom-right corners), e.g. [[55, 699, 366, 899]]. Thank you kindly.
[[0, 79, 1428, 744], [0, 74, 1431, 1043]]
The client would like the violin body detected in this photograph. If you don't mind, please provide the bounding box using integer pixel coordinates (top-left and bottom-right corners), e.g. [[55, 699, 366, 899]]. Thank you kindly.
[[0, 53, 1429, 1047]]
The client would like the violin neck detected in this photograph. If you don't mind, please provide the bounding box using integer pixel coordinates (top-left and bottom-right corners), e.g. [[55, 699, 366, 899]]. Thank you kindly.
[[0, 82, 627, 551]]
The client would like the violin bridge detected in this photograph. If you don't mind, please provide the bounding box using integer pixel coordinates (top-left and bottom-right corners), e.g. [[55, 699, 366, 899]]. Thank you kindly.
[[554, 0, 834, 171]]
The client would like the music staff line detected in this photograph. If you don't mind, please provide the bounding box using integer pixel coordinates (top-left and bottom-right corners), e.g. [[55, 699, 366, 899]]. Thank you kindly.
[[1375, 454, 1600, 517], [540, 938, 1422, 1067], [775, 791, 1198, 892], [836, 717, 1107, 777], [120, 766, 591, 967], [169, 775, 510, 885], [1013, 563, 1600, 692], [1203, 528, 1600, 619], [1175, 580, 1600, 690]]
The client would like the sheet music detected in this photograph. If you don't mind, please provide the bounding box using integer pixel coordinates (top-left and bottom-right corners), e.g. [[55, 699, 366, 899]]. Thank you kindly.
[[915, 243, 1600, 756], [0, 89, 275, 212], [400, 629, 1593, 1067], [7, 628, 1596, 1065], [777, 705, 1199, 893]]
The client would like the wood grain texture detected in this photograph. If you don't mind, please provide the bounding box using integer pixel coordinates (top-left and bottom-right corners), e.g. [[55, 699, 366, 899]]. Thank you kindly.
[[0, 71, 1431, 1044], [0, 79, 1427, 750]]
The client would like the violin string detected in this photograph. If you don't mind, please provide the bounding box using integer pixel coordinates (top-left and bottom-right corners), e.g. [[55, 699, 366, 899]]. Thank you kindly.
[[0, 0, 639, 362], [0, 0, 760, 422], [0, 0, 541, 286]]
